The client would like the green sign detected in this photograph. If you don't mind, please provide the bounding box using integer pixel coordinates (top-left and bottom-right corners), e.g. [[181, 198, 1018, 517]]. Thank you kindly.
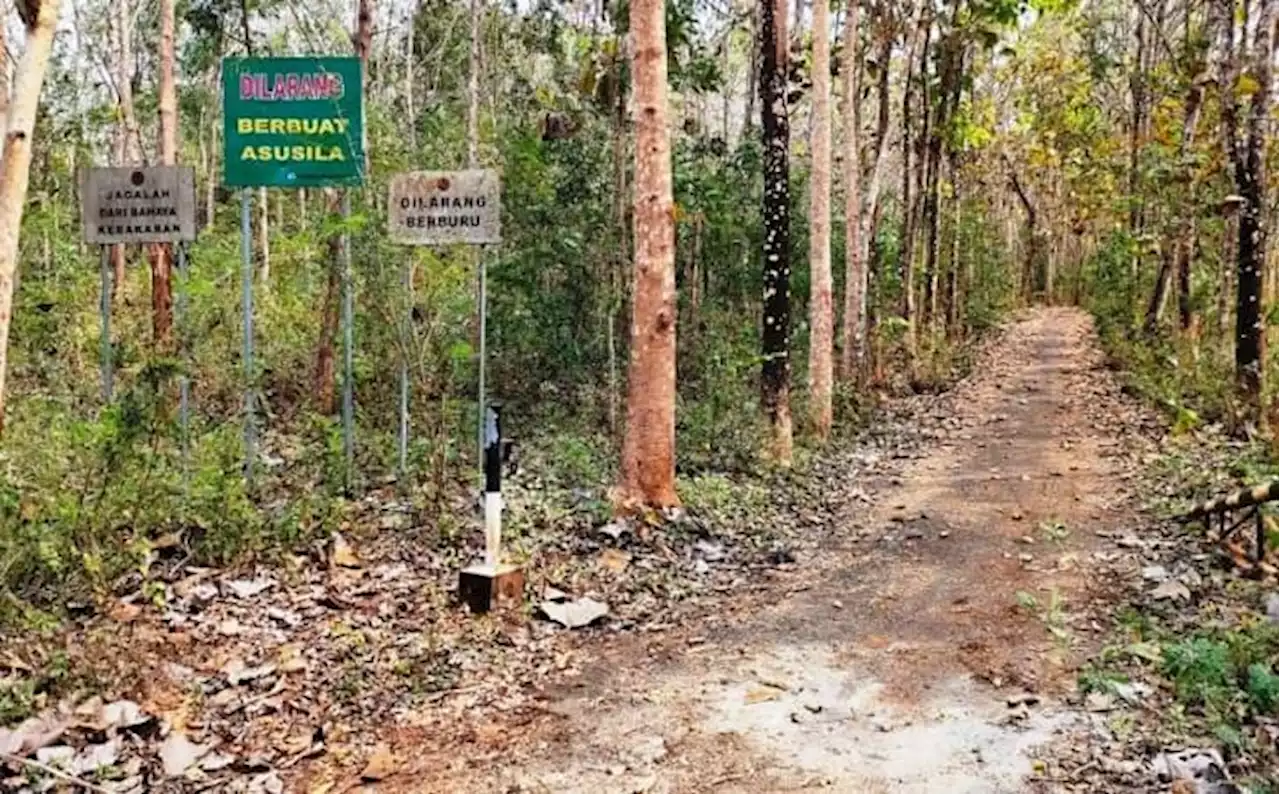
[[222, 57, 364, 188]]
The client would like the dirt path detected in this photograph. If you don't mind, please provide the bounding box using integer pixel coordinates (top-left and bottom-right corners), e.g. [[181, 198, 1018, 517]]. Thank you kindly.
[[375, 307, 1143, 793]]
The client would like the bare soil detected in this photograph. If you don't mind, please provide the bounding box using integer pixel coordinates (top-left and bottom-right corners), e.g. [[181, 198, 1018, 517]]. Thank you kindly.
[[354, 307, 1151, 793]]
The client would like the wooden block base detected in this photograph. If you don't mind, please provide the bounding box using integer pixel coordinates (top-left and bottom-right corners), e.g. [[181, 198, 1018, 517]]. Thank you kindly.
[[458, 563, 524, 614]]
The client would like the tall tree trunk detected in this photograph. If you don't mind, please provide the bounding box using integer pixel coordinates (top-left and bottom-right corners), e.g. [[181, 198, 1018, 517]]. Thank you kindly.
[[148, 0, 177, 347], [617, 0, 678, 507], [945, 150, 961, 334], [405, 10, 417, 154], [1007, 159, 1039, 294], [111, 0, 142, 304], [807, 0, 834, 438], [745, 2, 759, 131], [314, 206, 342, 413], [1220, 0, 1275, 410], [314, 0, 373, 412], [609, 70, 628, 437], [1145, 250, 1173, 333], [923, 26, 963, 334], [1148, 58, 1206, 334], [0, 0, 63, 432], [845, 25, 890, 378], [900, 5, 924, 352], [837, 0, 861, 386], [760, 0, 793, 464], [466, 0, 482, 167], [0, 22, 9, 174], [1217, 209, 1237, 338], [1127, 5, 1148, 285]]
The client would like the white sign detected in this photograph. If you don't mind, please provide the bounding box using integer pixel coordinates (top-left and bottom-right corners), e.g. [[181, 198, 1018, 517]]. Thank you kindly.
[[80, 167, 197, 244], [388, 169, 501, 245]]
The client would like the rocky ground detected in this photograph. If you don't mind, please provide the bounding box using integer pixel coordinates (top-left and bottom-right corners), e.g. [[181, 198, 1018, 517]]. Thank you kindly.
[[0, 307, 1275, 793]]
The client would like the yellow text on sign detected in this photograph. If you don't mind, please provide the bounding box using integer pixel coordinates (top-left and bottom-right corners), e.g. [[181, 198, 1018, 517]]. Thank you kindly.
[[236, 118, 351, 135]]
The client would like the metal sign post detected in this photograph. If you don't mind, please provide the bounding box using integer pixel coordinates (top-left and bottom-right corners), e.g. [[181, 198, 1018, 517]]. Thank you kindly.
[[221, 56, 366, 486], [177, 242, 191, 488], [398, 258, 411, 476], [387, 168, 502, 481], [387, 168, 511, 612], [477, 249, 487, 475], [80, 166, 197, 405], [99, 247, 113, 402], [240, 190, 256, 483]]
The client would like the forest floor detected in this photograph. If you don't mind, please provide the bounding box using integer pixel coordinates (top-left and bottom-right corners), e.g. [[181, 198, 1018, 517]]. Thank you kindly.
[[2, 306, 1275, 794], [372, 306, 1155, 794]]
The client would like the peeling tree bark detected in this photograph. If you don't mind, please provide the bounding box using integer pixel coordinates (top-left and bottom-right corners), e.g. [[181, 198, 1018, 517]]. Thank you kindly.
[[760, 0, 793, 465], [0, 0, 63, 432], [617, 0, 678, 507], [807, 0, 834, 439]]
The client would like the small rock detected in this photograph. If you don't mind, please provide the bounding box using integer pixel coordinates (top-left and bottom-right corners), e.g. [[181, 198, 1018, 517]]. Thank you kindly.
[[223, 578, 275, 599], [35, 745, 75, 769], [159, 731, 208, 777], [539, 597, 609, 629], [1151, 748, 1228, 785], [223, 659, 277, 685], [266, 607, 302, 628], [1141, 565, 1170, 582], [598, 521, 629, 540], [1151, 580, 1191, 601], [73, 740, 120, 775], [693, 540, 726, 562], [200, 751, 236, 772]]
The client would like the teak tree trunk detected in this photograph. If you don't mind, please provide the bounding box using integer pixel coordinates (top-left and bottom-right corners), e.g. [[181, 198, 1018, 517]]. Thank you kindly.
[[148, 0, 177, 347], [111, 0, 143, 303], [314, 0, 373, 412], [807, 0, 834, 439], [0, 22, 9, 176], [837, 0, 862, 387], [760, 0, 793, 465], [617, 0, 678, 507], [0, 0, 63, 432], [900, 4, 924, 353]]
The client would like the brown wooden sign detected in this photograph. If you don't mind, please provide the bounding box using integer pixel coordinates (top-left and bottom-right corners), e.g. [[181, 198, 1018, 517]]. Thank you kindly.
[[388, 169, 501, 245], [80, 167, 198, 244]]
